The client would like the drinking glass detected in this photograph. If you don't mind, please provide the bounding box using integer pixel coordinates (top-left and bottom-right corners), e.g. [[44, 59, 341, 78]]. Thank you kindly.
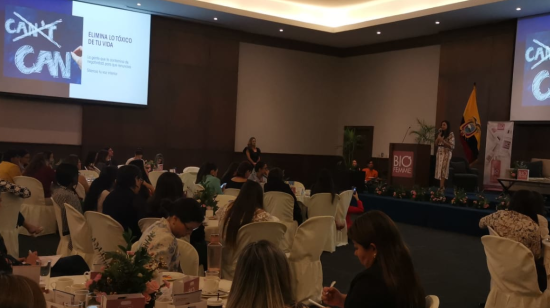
[[37, 260, 51, 288], [203, 270, 220, 294]]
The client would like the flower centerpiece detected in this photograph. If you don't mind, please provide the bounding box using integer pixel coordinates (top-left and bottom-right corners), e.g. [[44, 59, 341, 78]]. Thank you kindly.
[[375, 181, 389, 196], [430, 189, 446, 204], [392, 186, 408, 199], [451, 188, 468, 206], [472, 192, 490, 209], [496, 193, 511, 210], [194, 179, 219, 214], [87, 230, 168, 308], [509, 161, 528, 179], [410, 186, 427, 202]]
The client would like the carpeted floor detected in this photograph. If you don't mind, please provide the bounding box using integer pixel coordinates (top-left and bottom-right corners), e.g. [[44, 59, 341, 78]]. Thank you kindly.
[[21, 222, 490, 308]]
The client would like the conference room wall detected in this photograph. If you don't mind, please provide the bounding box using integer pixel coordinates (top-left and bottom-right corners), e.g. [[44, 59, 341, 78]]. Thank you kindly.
[[235, 43, 341, 156], [338, 46, 441, 159]]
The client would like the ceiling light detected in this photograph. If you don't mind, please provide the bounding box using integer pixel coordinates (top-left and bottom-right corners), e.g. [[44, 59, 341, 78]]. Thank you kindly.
[[279, 29, 284, 32], [376, 31, 381, 35], [435, 21, 440, 24], [214, 17, 218, 20], [137, 3, 141, 6], [516, 7, 521, 11]]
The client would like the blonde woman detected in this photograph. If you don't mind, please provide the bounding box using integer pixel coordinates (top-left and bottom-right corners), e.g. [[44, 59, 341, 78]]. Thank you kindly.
[[226, 240, 306, 308]]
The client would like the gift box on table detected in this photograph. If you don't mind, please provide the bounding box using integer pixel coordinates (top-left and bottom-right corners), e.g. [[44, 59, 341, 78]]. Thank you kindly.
[[102, 293, 145, 308]]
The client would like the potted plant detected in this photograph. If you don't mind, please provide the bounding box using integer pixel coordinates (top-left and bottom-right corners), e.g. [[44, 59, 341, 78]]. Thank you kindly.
[[472, 192, 489, 209], [410, 186, 427, 202], [340, 128, 364, 169], [451, 188, 468, 207], [392, 186, 408, 199], [496, 193, 511, 210], [409, 119, 436, 153], [194, 180, 219, 215], [430, 189, 446, 204]]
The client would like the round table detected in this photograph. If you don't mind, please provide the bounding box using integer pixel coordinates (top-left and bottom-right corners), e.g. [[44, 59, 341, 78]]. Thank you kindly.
[[204, 218, 219, 240], [49, 275, 232, 306]]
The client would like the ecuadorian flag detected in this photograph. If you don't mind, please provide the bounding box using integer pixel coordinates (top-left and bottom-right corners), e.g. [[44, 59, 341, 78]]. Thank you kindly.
[[459, 85, 481, 164]]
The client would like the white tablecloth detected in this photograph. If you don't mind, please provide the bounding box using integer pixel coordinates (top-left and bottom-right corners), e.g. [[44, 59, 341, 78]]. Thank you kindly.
[[204, 219, 219, 240]]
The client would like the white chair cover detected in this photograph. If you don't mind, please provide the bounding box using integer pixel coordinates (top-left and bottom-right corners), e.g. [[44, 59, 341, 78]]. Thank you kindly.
[[84, 211, 126, 259], [335, 190, 353, 247], [138, 218, 160, 233], [307, 193, 340, 252], [179, 173, 197, 197], [80, 170, 99, 179], [264, 192, 297, 253], [14, 176, 56, 236], [537, 215, 550, 275], [215, 195, 236, 210], [0, 192, 22, 257], [488, 226, 500, 236], [75, 183, 86, 200], [288, 216, 334, 304], [176, 238, 200, 276], [183, 167, 200, 174], [222, 222, 287, 280], [481, 235, 550, 308], [224, 188, 240, 197], [65, 204, 96, 268], [51, 198, 71, 257], [425, 295, 440, 308], [148, 171, 164, 188]]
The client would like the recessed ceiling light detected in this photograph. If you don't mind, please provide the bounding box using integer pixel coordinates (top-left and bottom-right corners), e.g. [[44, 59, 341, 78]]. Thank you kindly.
[[377, 31, 381, 35], [214, 17, 218, 21], [137, 2, 141, 6], [516, 7, 521, 11], [435, 21, 440, 25], [279, 29, 284, 32]]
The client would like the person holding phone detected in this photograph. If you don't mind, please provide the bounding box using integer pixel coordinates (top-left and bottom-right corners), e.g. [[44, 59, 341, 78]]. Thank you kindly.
[[322, 211, 425, 308], [346, 191, 364, 230]]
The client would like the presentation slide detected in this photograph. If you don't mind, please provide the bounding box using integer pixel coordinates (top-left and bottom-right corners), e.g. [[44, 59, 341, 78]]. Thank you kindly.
[[511, 13, 550, 121], [0, 0, 150, 106]]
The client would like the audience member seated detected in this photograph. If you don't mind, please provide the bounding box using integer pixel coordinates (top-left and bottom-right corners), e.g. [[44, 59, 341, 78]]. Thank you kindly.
[[103, 165, 147, 238], [0, 274, 47, 308], [249, 161, 268, 184], [129, 159, 155, 198], [244, 137, 261, 166], [479, 190, 547, 291], [23, 153, 55, 199], [322, 211, 426, 308], [196, 162, 223, 195], [126, 148, 143, 165], [310, 169, 337, 202], [347, 191, 364, 230], [63, 154, 90, 193], [226, 161, 253, 189], [0, 179, 42, 236], [52, 164, 83, 244], [43, 151, 55, 168], [0, 149, 22, 183], [264, 168, 302, 225], [349, 159, 360, 171], [226, 240, 306, 308], [84, 151, 100, 173], [18, 149, 30, 172], [147, 172, 184, 217], [135, 198, 203, 272], [154, 153, 164, 171], [94, 149, 109, 173], [145, 161, 154, 173], [220, 162, 239, 186], [362, 160, 379, 182], [83, 166, 118, 213], [105, 147, 118, 166], [218, 180, 278, 248]]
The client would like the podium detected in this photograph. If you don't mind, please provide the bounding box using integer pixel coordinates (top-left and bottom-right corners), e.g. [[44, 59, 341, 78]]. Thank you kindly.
[[388, 143, 431, 188]]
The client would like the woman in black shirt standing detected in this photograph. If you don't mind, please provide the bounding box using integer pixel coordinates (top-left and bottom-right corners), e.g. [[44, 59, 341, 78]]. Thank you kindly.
[[322, 211, 425, 308], [244, 137, 261, 166]]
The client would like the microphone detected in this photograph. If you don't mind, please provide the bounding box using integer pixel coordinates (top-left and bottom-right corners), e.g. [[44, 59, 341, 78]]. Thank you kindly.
[[401, 126, 411, 143]]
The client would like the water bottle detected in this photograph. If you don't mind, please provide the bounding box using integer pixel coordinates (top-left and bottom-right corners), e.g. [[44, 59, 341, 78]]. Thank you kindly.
[[207, 234, 222, 275]]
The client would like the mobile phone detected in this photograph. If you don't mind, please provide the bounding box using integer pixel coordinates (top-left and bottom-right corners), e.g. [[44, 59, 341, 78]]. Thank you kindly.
[[220, 183, 227, 189], [352, 186, 356, 192]]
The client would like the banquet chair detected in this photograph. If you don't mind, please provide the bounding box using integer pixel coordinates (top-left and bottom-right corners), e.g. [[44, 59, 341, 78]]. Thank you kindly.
[[14, 176, 57, 236], [179, 172, 197, 197], [65, 203, 96, 269], [537, 215, 550, 275], [0, 192, 22, 257], [138, 218, 160, 232], [425, 295, 440, 308], [76, 183, 86, 200], [335, 190, 353, 247], [176, 238, 200, 276], [51, 198, 71, 257], [79, 170, 99, 179], [215, 195, 236, 211], [307, 193, 340, 252], [224, 188, 240, 197], [85, 211, 126, 255], [183, 166, 200, 174], [222, 221, 287, 280], [488, 226, 500, 236], [264, 192, 298, 252], [148, 171, 164, 188], [288, 216, 334, 304], [481, 235, 550, 308], [288, 181, 305, 191]]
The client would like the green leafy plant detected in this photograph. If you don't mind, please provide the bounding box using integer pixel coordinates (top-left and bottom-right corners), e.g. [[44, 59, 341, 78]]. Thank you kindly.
[[430, 189, 446, 203], [451, 188, 468, 206], [375, 181, 389, 196], [410, 186, 427, 202], [392, 186, 408, 199], [409, 119, 436, 145], [509, 161, 528, 179], [472, 192, 489, 209], [194, 179, 219, 213], [340, 128, 364, 168], [496, 193, 511, 210]]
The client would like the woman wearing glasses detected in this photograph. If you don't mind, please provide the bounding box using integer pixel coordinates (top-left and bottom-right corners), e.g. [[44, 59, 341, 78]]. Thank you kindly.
[[135, 198, 204, 272]]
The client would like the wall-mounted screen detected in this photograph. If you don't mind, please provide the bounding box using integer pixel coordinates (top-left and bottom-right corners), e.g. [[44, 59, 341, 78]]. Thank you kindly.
[[511, 13, 550, 121], [0, 0, 151, 106]]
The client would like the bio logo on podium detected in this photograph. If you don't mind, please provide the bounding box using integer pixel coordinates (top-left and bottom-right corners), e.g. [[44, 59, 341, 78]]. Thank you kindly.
[[392, 151, 414, 178]]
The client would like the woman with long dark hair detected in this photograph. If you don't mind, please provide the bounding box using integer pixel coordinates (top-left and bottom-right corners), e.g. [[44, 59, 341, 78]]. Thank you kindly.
[[196, 162, 222, 194], [434, 120, 455, 190], [94, 150, 109, 173], [84, 151, 99, 172], [63, 154, 90, 194], [83, 166, 118, 213], [218, 180, 277, 249], [147, 172, 184, 217], [310, 169, 337, 202], [52, 163, 82, 240], [322, 211, 426, 308], [226, 161, 253, 189], [23, 153, 55, 198], [220, 162, 239, 186], [129, 159, 155, 199]]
